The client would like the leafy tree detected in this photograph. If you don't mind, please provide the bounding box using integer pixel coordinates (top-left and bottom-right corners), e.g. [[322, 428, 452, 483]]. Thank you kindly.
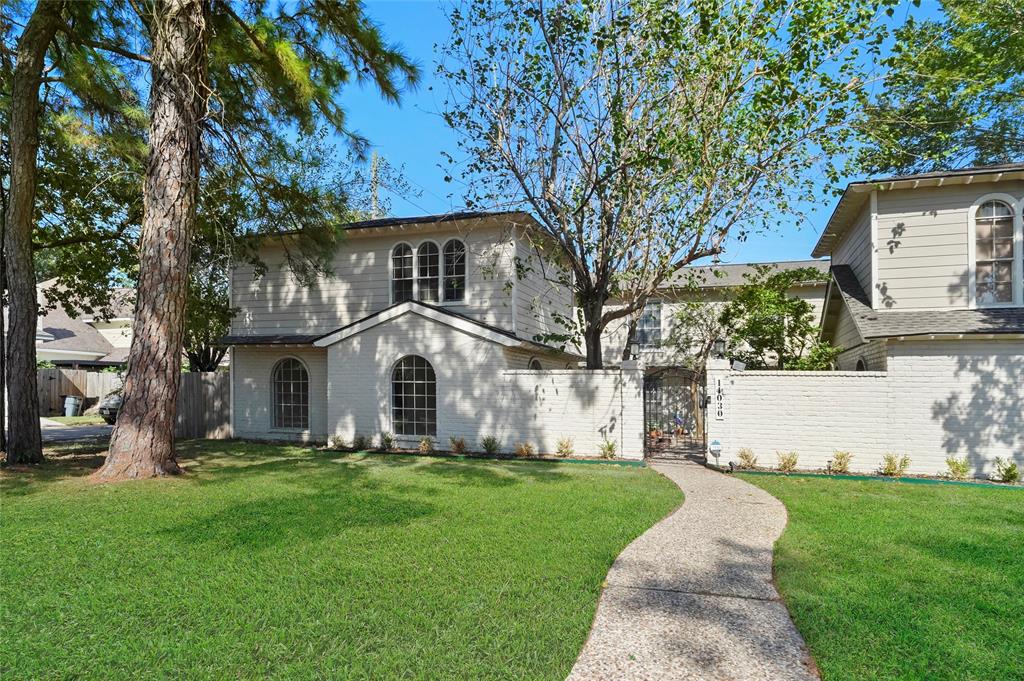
[[855, 0, 1024, 174], [440, 0, 895, 368], [718, 265, 839, 370], [663, 299, 726, 435]]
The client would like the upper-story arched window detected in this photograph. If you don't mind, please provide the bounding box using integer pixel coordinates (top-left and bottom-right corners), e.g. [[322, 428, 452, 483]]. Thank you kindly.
[[443, 239, 467, 302], [272, 358, 309, 430], [973, 199, 1016, 306], [417, 242, 440, 303], [391, 243, 414, 303]]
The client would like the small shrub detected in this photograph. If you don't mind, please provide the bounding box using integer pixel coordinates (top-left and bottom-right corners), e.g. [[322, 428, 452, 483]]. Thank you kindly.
[[328, 435, 348, 450], [418, 436, 434, 454], [352, 434, 371, 451], [879, 453, 911, 477], [599, 440, 617, 459], [737, 447, 758, 469], [379, 431, 395, 451], [831, 450, 853, 475], [556, 437, 574, 458], [449, 436, 468, 455], [480, 435, 501, 455], [945, 456, 970, 481], [776, 451, 799, 473], [514, 442, 536, 458], [992, 457, 1020, 483]]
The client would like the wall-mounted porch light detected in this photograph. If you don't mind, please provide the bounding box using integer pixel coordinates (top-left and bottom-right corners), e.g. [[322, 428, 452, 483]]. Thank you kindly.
[[712, 337, 727, 358]]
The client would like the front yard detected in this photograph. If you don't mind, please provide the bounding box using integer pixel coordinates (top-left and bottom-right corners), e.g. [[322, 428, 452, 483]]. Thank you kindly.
[[742, 474, 1023, 680], [0, 441, 681, 679]]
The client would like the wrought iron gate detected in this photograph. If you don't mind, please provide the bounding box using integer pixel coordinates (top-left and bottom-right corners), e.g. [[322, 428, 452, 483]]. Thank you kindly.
[[643, 368, 706, 459]]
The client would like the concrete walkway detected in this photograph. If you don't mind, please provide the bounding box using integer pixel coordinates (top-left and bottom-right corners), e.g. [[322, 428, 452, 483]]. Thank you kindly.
[[40, 418, 113, 443], [568, 460, 818, 681]]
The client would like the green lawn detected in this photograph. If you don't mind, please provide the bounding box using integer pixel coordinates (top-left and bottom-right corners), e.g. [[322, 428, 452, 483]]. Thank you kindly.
[[1, 441, 681, 680], [741, 474, 1024, 680], [45, 414, 108, 425]]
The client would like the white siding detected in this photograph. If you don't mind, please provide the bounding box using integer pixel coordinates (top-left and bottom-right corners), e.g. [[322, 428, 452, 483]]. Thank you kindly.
[[874, 181, 1024, 309], [832, 204, 872, 292], [513, 235, 575, 344], [230, 220, 518, 337], [231, 346, 328, 441], [706, 338, 1024, 477]]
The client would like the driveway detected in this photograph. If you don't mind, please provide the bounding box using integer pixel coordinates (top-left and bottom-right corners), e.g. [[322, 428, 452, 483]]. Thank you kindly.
[[40, 418, 113, 443], [568, 459, 817, 680]]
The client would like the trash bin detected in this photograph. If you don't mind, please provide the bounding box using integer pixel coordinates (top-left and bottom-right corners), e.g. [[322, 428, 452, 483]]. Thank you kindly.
[[64, 395, 83, 417]]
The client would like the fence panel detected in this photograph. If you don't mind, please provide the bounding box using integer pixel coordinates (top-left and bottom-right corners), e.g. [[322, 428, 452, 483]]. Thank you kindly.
[[175, 372, 230, 440]]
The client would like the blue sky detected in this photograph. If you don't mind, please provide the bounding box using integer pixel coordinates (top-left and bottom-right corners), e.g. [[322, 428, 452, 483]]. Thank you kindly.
[[342, 0, 937, 266]]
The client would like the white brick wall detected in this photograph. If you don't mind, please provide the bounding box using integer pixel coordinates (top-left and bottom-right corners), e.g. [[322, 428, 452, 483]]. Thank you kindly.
[[706, 338, 1024, 477], [232, 346, 329, 441]]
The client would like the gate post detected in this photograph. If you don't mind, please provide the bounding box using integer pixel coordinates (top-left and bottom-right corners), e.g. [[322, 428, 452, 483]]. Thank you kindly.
[[704, 357, 731, 467], [620, 360, 645, 460]]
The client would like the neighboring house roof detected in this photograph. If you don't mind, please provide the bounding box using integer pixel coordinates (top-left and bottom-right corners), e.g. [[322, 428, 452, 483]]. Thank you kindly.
[[812, 162, 1024, 258], [258, 210, 538, 240], [825, 265, 1024, 340], [224, 300, 580, 358], [668, 258, 830, 289], [34, 280, 136, 364]]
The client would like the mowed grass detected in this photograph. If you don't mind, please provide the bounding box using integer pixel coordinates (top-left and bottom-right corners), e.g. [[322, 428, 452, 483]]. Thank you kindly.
[[741, 475, 1023, 680], [1, 441, 681, 680], [45, 414, 107, 425]]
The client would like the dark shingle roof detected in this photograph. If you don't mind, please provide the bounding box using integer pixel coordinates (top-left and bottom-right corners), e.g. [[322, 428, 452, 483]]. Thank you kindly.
[[831, 265, 1024, 339], [220, 333, 324, 345], [670, 259, 830, 289]]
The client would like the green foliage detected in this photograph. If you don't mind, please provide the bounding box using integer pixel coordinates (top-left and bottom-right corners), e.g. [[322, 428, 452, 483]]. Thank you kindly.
[[480, 436, 502, 455], [944, 456, 970, 481], [664, 300, 725, 373], [351, 434, 371, 451], [418, 436, 435, 455], [598, 440, 617, 460], [328, 435, 347, 450], [514, 442, 536, 458], [737, 448, 759, 470], [855, 0, 1024, 174], [992, 458, 1019, 484], [879, 453, 911, 477], [449, 436, 468, 455], [440, 0, 895, 366], [719, 265, 835, 370], [36, 360, 56, 369], [378, 432, 395, 452], [831, 451, 853, 475], [776, 451, 799, 473], [556, 437, 574, 458]]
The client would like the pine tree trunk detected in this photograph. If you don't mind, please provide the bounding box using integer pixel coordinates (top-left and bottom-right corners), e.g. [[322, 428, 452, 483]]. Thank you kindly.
[[3, 1, 66, 464], [94, 0, 208, 481]]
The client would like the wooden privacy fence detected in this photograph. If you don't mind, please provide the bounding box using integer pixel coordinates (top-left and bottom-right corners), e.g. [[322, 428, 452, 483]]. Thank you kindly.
[[36, 368, 230, 440]]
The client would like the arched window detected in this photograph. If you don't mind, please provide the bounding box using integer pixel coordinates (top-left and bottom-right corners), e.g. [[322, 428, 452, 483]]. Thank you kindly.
[[443, 239, 466, 302], [528, 358, 543, 370], [417, 242, 440, 303], [392, 356, 436, 436], [272, 358, 309, 429], [974, 200, 1015, 305], [392, 244, 414, 303], [855, 357, 867, 372]]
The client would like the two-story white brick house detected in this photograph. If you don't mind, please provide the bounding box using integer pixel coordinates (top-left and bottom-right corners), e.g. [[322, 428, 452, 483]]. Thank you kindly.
[[224, 211, 579, 445]]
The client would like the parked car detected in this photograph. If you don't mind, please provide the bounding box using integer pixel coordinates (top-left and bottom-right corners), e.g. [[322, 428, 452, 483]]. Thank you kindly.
[[98, 392, 122, 425]]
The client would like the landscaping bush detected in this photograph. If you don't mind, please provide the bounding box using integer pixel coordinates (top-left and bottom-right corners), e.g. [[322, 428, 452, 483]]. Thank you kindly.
[[879, 453, 911, 477], [992, 457, 1020, 483], [776, 451, 799, 473], [737, 447, 758, 469], [379, 431, 395, 451], [556, 437, 574, 458], [449, 436, 468, 455], [599, 440, 617, 459], [514, 442, 536, 458], [328, 435, 347, 450], [352, 434, 371, 451], [480, 436, 501, 455], [831, 450, 852, 474], [418, 436, 435, 454], [945, 456, 970, 481]]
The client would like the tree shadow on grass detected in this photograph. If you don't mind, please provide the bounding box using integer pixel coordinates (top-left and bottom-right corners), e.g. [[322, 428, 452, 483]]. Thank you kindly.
[[1, 442, 109, 497]]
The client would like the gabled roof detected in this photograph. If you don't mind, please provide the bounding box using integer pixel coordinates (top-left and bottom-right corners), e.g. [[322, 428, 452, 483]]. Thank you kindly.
[[668, 259, 829, 289], [257, 210, 539, 240], [823, 265, 1024, 341], [812, 162, 1024, 258]]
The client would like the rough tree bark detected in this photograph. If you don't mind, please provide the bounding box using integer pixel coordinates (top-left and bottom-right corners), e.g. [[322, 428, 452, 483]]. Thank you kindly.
[[3, 1, 67, 464], [94, 0, 208, 481]]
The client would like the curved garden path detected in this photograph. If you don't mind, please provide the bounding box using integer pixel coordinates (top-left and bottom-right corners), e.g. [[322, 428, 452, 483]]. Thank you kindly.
[[567, 459, 818, 680]]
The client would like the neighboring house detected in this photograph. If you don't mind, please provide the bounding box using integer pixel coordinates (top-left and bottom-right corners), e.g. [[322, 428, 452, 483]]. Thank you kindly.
[[601, 259, 830, 367], [816, 163, 1024, 370], [224, 211, 578, 444], [34, 279, 135, 368]]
